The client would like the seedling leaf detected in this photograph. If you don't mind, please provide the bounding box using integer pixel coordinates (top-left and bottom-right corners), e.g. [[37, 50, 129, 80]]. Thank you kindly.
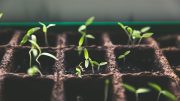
[[20, 27, 40, 45], [32, 49, 38, 57], [127, 27, 133, 34], [118, 51, 130, 60], [132, 30, 141, 39], [84, 48, 89, 59], [141, 27, 150, 33], [78, 25, 86, 32], [0, 13, 3, 19], [122, 83, 136, 93], [161, 90, 176, 101], [86, 34, 95, 39], [39, 22, 47, 33], [79, 35, 85, 46], [76, 67, 82, 78], [142, 33, 154, 38], [117, 22, 125, 29], [124, 50, 131, 56], [27, 66, 39, 76], [40, 52, 58, 60], [136, 88, 150, 94], [47, 24, 56, 28], [85, 59, 89, 68], [85, 16, 95, 26], [148, 82, 162, 91], [99, 62, 107, 66]]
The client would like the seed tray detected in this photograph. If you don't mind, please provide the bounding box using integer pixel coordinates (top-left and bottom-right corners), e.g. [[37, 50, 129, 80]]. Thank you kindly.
[[0, 27, 179, 101]]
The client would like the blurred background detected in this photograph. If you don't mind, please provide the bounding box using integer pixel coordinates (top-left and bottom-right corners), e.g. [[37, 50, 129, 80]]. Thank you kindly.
[[0, 0, 180, 22]]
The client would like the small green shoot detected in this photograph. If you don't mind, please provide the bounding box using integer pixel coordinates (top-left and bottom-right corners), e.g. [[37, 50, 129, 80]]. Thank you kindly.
[[75, 62, 84, 78], [39, 22, 56, 46], [78, 17, 95, 54], [27, 65, 42, 76], [104, 79, 110, 101], [118, 22, 153, 45], [122, 83, 150, 101], [118, 50, 130, 62], [148, 82, 176, 101], [0, 13, 3, 19]]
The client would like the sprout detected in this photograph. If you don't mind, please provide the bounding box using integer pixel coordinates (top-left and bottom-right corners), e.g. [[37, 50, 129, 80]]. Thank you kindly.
[[27, 65, 42, 76], [39, 22, 56, 46], [122, 83, 150, 101], [78, 17, 95, 54], [148, 82, 176, 101], [118, 50, 130, 63], [20, 28, 58, 76], [118, 22, 153, 45]]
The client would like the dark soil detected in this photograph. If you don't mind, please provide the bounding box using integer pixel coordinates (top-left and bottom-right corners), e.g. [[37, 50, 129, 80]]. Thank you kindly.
[[0, 30, 14, 45], [114, 47, 161, 73], [1, 75, 54, 101], [63, 75, 113, 101]]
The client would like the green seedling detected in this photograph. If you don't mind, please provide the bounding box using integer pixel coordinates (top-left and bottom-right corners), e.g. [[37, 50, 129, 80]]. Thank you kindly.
[[118, 22, 153, 45], [122, 83, 150, 101], [0, 13, 3, 19], [148, 82, 176, 101], [104, 79, 110, 101], [20, 28, 58, 76], [39, 22, 56, 46], [83, 48, 107, 73], [27, 65, 42, 76], [78, 17, 95, 54], [118, 50, 131, 62], [75, 62, 84, 78]]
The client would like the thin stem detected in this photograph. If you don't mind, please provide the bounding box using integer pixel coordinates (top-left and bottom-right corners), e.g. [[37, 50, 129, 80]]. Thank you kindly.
[[157, 92, 161, 101], [44, 32, 49, 46], [138, 37, 142, 45], [104, 80, 109, 101], [29, 49, 32, 68], [92, 65, 95, 74], [136, 93, 139, 101]]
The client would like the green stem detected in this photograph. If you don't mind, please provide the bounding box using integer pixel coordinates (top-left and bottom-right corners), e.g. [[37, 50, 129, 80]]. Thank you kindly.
[[157, 92, 161, 101], [104, 80, 109, 101], [44, 32, 49, 46], [136, 93, 139, 101], [138, 37, 142, 45], [29, 49, 32, 68]]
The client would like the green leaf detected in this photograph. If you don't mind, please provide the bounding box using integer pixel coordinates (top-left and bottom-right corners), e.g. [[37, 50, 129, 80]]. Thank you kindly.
[[78, 25, 86, 32], [122, 83, 136, 93], [126, 27, 133, 34], [39, 22, 47, 33], [85, 16, 95, 26], [32, 49, 38, 57], [99, 62, 107, 66], [86, 34, 95, 39], [142, 33, 154, 38], [77, 46, 83, 55], [148, 82, 162, 92], [140, 27, 151, 33], [161, 90, 176, 101], [85, 59, 89, 68], [84, 48, 89, 59], [136, 88, 150, 94], [40, 52, 58, 60], [27, 66, 39, 76], [124, 51, 131, 56], [0, 13, 3, 19], [132, 30, 141, 39], [28, 40, 41, 53], [79, 35, 85, 46], [47, 24, 56, 28], [118, 55, 125, 60], [20, 27, 40, 45], [92, 61, 99, 66]]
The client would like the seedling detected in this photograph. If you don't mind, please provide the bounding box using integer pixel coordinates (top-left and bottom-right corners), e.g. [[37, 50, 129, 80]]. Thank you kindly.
[[20, 27, 58, 76], [0, 13, 3, 19], [75, 48, 107, 76], [118, 50, 130, 62], [122, 83, 150, 101], [118, 22, 153, 45], [39, 22, 56, 46], [148, 82, 176, 101], [78, 17, 95, 54]]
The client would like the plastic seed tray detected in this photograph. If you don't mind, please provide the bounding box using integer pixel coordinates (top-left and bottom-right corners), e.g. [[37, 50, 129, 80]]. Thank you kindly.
[[0, 23, 180, 101]]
